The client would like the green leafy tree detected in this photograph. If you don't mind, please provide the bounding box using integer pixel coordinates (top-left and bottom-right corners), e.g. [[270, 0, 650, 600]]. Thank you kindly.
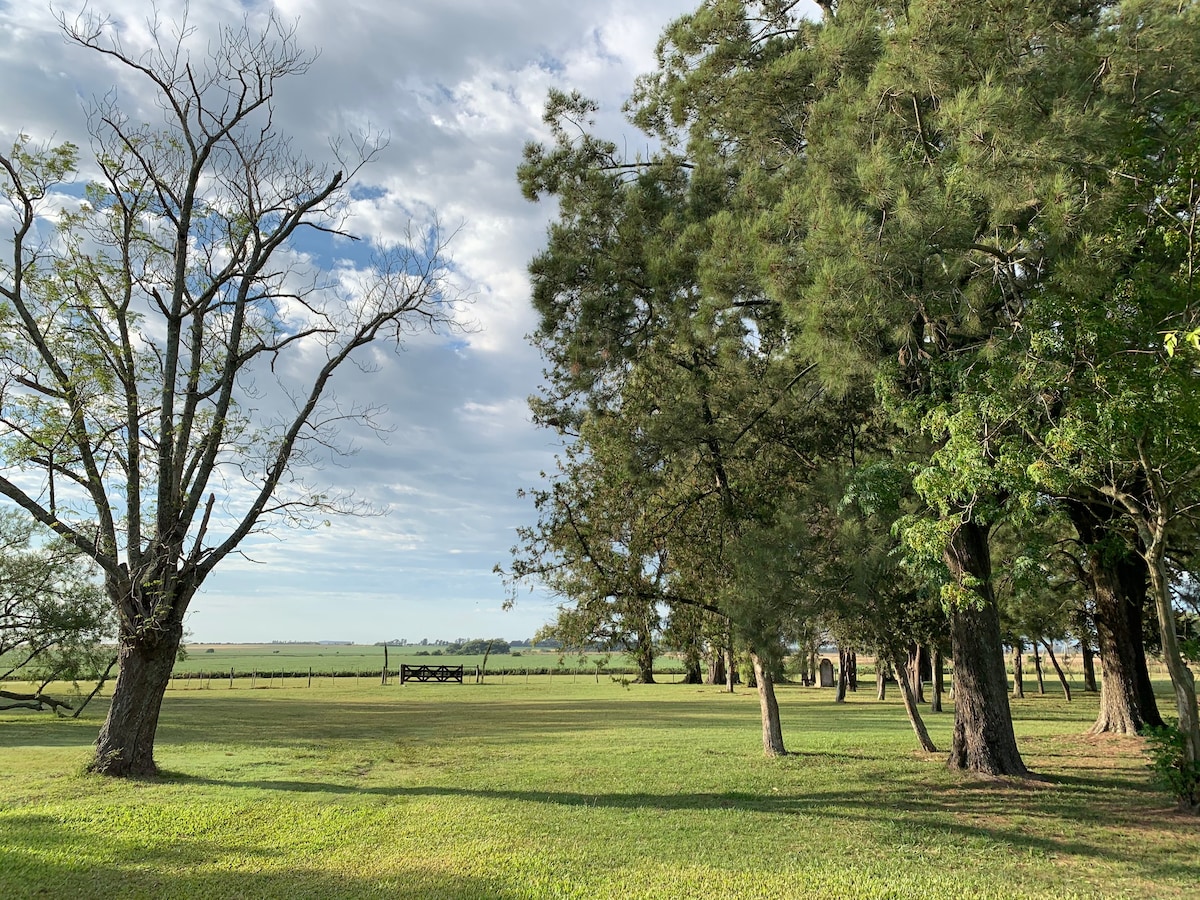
[[509, 85, 868, 754], [0, 510, 115, 715]]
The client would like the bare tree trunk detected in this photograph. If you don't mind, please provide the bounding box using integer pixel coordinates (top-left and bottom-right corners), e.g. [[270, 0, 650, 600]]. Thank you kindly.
[[706, 643, 726, 685], [930, 646, 944, 713], [1069, 500, 1149, 733], [892, 651, 937, 752], [634, 622, 656, 684], [876, 659, 887, 701], [1011, 639, 1025, 699], [1081, 640, 1098, 693], [908, 644, 925, 704], [835, 646, 850, 703], [944, 520, 1028, 777], [90, 619, 185, 776], [751, 651, 785, 756], [1121, 556, 1164, 729], [1145, 525, 1200, 780], [1041, 639, 1072, 702], [847, 651, 857, 692], [725, 645, 735, 693], [1032, 641, 1046, 694]]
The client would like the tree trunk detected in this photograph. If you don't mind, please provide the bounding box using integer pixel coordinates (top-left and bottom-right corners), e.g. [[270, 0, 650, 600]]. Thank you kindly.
[[1069, 500, 1150, 734], [908, 644, 925, 704], [1041, 639, 1072, 702], [944, 520, 1028, 776], [892, 651, 937, 752], [835, 645, 849, 703], [847, 651, 858, 692], [876, 659, 887, 701], [751, 651, 785, 756], [1120, 555, 1164, 729], [707, 644, 726, 686], [930, 645, 944, 713], [1081, 640, 1098, 693], [89, 619, 184, 777], [1011, 639, 1025, 699], [680, 637, 704, 684], [725, 645, 735, 693], [1145, 525, 1200, 776], [1090, 569, 1147, 734], [633, 627, 656, 684], [1032, 641, 1045, 695]]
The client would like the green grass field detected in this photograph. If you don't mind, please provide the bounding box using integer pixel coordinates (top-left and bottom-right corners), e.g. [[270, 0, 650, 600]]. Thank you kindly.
[[1, 678, 1195, 899]]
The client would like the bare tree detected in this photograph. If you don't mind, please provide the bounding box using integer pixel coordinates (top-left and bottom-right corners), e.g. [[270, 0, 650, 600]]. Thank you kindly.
[[0, 8, 455, 775]]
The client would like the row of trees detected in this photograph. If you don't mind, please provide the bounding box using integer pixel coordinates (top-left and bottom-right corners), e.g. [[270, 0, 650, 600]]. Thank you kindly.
[[501, 0, 1200, 788]]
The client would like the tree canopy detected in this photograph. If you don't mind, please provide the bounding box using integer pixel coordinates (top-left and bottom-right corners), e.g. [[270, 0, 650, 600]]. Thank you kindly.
[[509, 0, 1200, 783]]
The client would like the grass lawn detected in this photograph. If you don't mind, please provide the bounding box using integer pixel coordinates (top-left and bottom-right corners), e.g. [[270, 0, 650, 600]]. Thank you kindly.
[[0, 679, 1196, 899]]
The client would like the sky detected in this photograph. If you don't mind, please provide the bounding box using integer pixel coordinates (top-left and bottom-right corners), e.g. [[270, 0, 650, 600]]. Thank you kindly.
[[0, 0, 750, 644]]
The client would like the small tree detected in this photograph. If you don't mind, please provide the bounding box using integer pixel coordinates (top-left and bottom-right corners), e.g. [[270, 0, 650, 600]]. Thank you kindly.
[[0, 9, 453, 775], [0, 511, 115, 715]]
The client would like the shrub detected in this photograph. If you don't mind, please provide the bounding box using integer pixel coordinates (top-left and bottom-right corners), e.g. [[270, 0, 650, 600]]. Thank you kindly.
[[1144, 722, 1200, 810]]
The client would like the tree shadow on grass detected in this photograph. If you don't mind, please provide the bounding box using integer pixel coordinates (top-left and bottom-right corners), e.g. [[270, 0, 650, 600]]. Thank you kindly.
[[0, 814, 505, 899], [161, 771, 1199, 886]]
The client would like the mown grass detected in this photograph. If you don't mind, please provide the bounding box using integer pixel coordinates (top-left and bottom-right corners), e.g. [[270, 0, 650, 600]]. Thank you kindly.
[[1, 680, 1196, 899]]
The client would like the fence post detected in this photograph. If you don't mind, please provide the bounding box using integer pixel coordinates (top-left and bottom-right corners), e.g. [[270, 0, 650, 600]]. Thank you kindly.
[[308, 667, 312, 689]]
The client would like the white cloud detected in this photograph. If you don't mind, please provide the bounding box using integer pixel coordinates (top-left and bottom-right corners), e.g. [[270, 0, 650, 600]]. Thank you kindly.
[[0, 0, 726, 643]]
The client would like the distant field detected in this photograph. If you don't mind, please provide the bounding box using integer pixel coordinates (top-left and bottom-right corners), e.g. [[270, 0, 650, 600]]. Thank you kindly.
[[173, 643, 685, 678]]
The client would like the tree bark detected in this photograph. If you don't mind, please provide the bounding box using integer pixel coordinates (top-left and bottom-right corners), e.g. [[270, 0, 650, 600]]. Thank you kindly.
[[1081, 640, 1098, 693], [1120, 555, 1164, 729], [89, 618, 185, 776], [876, 659, 887, 700], [706, 643, 726, 686], [751, 651, 785, 756], [1011, 639, 1025, 699], [930, 645, 944, 713], [847, 651, 858, 692], [835, 645, 850, 703], [633, 623, 656, 684], [1145, 522, 1200, 774], [908, 644, 926, 704], [1068, 499, 1155, 733], [892, 651, 937, 752], [1032, 640, 1045, 695], [944, 520, 1028, 776]]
